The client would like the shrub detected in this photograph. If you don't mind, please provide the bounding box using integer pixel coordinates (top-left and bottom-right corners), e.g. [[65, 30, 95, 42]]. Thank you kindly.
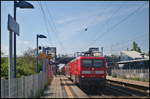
[[112, 73, 117, 78]]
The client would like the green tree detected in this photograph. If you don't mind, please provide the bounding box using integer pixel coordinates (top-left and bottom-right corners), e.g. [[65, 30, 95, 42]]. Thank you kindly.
[[1, 48, 39, 78], [1, 57, 8, 79], [1, 51, 4, 56], [131, 41, 141, 53]]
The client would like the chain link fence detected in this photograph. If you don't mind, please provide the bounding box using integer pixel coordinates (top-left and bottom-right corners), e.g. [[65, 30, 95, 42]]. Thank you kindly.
[[111, 69, 149, 81], [1, 71, 48, 98]]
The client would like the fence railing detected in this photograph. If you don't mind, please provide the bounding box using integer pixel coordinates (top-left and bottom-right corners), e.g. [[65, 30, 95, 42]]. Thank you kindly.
[[1, 71, 48, 98], [111, 69, 149, 80]]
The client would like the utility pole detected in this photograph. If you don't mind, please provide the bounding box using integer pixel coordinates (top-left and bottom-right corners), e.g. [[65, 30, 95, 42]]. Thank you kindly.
[[36, 35, 38, 72], [101, 47, 103, 56], [36, 34, 47, 72], [13, 0, 34, 77], [110, 44, 113, 56]]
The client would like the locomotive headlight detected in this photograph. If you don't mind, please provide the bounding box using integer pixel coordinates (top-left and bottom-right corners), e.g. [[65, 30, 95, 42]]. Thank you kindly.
[[81, 71, 91, 74], [81, 75, 85, 78]]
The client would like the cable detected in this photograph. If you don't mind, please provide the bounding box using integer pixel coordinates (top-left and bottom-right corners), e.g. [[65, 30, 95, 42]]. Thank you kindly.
[[74, 6, 110, 46], [99, 32, 148, 55], [37, 1, 53, 46], [80, 5, 122, 51], [76, 5, 122, 50], [106, 5, 122, 32], [115, 34, 148, 50], [44, 2, 67, 54], [82, 3, 147, 50], [107, 33, 148, 54], [107, 33, 147, 50]]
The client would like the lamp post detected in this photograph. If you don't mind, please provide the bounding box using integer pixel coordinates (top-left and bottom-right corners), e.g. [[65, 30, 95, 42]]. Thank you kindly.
[[14, 0, 34, 78], [36, 34, 47, 72]]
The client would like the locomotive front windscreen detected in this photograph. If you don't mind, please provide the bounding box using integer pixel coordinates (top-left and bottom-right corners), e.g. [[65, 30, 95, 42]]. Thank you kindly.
[[82, 59, 105, 67], [93, 59, 104, 67], [82, 59, 92, 67]]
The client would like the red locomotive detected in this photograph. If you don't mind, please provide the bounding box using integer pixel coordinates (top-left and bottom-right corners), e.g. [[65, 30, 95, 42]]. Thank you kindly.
[[64, 56, 107, 89]]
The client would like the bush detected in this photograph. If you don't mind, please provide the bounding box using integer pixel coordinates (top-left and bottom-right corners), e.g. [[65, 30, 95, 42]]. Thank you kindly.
[[1, 48, 41, 78], [128, 77, 148, 82], [111, 73, 117, 78], [120, 75, 127, 79], [1, 57, 8, 79]]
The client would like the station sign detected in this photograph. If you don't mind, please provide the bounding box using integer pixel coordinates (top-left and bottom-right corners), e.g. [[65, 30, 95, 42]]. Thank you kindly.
[[8, 14, 19, 36], [46, 55, 52, 59], [38, 53, 46, 58]]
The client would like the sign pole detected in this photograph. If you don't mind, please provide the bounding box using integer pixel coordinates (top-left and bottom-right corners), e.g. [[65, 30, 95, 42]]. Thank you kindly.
[[8, 14, 19, 98], [8, 31, 13, 98]]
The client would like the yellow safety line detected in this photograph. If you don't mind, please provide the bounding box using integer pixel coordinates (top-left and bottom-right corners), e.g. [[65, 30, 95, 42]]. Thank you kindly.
[[61, 76, 74, 98]]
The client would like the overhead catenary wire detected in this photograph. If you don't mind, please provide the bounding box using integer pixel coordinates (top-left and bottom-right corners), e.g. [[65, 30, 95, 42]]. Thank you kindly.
[[103, 32, 147, 50], [37, 1, 53, 46], [82, 3, 148, 50], [114, 33, 147, 47], [76, 5, 122, 51], [75, 6, 110, 45], [104, 33, 148, 54], [44, 2, 67, 54], [79, 5, 123, 52], [114, 34, 148, 50], [106, 5, 122, 32]]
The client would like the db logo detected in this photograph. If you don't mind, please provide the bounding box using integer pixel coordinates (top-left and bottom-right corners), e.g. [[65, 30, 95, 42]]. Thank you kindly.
[[92, 68, 94, 70]]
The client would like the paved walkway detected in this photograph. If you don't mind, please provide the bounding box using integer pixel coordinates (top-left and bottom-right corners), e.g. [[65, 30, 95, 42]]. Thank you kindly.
[[40, 75, 67, 98], [40, 75, 89, 98]]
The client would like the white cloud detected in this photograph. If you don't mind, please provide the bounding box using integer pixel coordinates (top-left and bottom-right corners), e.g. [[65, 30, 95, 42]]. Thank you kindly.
[[1, 44, 8, 56], [55, 4, 147, 42], [16, 40, 34, 56], [17, 40, 32, 46], [23, 41, 30, 45], [55, 7, 115, 41], [56, 17, 78, 24]]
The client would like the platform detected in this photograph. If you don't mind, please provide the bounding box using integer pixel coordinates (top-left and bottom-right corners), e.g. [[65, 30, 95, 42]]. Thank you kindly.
[[40, 75, 67, 98], [106, 76, 149, 87], [40, 75, 88, 98]]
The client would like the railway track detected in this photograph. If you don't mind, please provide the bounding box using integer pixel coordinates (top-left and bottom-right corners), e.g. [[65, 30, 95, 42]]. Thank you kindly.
[[87, 85, 149, 98], [60, 76, 149, 98], [107, 80, 149, 96], [88, 80, 149, 98]]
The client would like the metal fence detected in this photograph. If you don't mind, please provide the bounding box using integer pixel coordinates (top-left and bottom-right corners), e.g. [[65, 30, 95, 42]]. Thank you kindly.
[[1, 71, 48, 98], [111, 69, 149, 80]]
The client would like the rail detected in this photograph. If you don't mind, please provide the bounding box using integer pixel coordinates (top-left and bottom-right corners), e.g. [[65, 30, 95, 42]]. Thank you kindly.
[[107, 79, 149, 96]]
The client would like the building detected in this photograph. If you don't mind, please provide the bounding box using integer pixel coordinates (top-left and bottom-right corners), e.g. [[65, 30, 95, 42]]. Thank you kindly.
[[110, 51, 150, 80], [120, 51, 149, 61]]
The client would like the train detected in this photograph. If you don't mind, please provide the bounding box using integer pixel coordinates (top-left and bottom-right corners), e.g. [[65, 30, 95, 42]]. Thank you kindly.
[[62, 56, 107, 89]]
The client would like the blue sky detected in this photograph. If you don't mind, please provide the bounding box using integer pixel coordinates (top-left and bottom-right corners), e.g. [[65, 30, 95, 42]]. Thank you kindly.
[[1, 1, 149, 56]]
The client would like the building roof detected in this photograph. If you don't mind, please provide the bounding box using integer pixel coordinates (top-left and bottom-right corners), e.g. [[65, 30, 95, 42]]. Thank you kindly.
[[121, 51, 149, 59], [117, 58, 149, 64]]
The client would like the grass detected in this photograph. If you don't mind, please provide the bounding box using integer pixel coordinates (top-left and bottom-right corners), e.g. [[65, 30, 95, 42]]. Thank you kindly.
[[128, 77, 149, 82]]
